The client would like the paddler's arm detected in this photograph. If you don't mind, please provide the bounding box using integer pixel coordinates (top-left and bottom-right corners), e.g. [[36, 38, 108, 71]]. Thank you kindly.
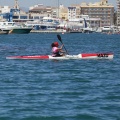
[[59, 44, 66, 53], [59, 44, 64, 50], [57, 44, 66, 53]]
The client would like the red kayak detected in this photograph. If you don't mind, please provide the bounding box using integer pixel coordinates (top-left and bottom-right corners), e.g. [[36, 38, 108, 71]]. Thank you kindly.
[[6, 53, 113, 60]]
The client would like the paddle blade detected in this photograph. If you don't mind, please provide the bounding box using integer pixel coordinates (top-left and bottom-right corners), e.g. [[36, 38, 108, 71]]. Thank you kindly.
[[57, 34, 62, 43]]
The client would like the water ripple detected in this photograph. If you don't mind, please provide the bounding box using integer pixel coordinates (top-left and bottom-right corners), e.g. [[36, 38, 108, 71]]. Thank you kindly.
[[0, 33, 120, 120]]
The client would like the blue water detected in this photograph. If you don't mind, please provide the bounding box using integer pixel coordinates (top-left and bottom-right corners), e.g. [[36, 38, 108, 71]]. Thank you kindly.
[[0, 33, 120, 120]]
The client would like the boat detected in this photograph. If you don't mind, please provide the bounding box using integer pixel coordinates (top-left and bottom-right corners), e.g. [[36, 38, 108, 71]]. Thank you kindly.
[[25, 17, 60, 31], [82, 18, 94, 33], [0, 29, 9, 34], [101, 26, 113, 33], [8, 27, 32, 34], [101, 26, 120, 34], [6, 53, 113, 60], [69, 29, 82, 33], [0, 21, 32, 34]]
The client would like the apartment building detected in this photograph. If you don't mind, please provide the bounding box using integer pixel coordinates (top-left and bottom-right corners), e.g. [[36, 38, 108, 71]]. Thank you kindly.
[[80, 0, 114, 27], [69, 4, 81, 19], [29, 4, 53, 19], [68, 7, 76, 20], [117, 0, 120, 26]]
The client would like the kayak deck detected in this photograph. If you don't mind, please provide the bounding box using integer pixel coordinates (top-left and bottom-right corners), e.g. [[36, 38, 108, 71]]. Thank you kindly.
[[6, 53, 114, 60]]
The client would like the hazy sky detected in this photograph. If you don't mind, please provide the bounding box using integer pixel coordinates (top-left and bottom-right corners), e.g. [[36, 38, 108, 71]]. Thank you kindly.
[[0, 0, 116, 8]]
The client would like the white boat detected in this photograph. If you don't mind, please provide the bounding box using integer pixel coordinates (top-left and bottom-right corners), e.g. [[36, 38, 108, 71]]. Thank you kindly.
[[0, 21, 32, 34], [101, 26, 113, 33], [82, 27, 94, 33], [0, 29, 8, 34], [25, 17, 60, 30], [100, 26, 120, 34], [82, 18, 94, 33]]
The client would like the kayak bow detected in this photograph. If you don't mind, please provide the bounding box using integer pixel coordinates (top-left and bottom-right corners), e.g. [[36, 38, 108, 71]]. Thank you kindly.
[[6, 53, 113, 60]]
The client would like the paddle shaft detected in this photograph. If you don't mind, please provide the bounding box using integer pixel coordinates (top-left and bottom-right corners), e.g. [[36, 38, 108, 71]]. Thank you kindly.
[[57, 35, 69, 55], [62, 42, 69, 55]]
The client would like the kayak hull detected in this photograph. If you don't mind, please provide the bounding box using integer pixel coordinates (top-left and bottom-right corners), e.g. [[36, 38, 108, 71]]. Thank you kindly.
[[6, 53, 114, 60]]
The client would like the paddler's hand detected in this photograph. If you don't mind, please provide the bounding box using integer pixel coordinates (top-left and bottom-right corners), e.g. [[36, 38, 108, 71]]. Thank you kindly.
[[61, 44, 64, 48], [60, 44, 64, 49]]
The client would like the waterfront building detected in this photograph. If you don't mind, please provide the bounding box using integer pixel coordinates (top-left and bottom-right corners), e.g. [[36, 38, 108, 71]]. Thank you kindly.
[[117, 0, 120, 26], [80, 0, 114, 27], [68, 7, 76, 20], [29, 4, 54, 20], [68, 5, 101, 28], [0, 6, 11, 13], [52, 7, 58, 18], [68, 14, 101, 30], [70, 4, 81, 19], [0, 0, 115, 29], [12, 10, 31, 22], [0, 3, 59, 22], [0, 0, 31, 22], [0, 6, 31, 22], [59, 5, 68, 20], [0, 6, 11, 21]]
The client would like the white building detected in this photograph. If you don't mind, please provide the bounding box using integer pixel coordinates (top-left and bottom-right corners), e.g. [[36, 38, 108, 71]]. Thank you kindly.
[[1, 6, 11, 13], [80, 0, 114, 27], [68, 7, 76, 20], [117, 0, 120, 26], [29, 4, 53, 20]]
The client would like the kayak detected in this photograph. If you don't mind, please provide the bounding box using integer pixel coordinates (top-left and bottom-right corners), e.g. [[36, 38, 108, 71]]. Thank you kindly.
[[6, 53, 113, 60]]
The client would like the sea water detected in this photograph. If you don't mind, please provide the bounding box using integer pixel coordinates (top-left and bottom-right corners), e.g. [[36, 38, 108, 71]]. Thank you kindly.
[[0, 33, 120, 120]]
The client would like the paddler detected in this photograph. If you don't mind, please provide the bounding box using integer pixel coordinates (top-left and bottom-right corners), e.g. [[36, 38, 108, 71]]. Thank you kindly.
[[51, 42, 65, 57]]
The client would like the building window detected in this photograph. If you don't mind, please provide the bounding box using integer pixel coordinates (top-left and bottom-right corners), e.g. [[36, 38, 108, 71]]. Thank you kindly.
[[20, 16, 27, 19], [13, 16, 19, 19], [34, 16, 39, 19]]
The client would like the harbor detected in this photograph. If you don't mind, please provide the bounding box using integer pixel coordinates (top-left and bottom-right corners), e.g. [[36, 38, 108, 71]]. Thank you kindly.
[[0, 0, 120, 120], [0, 0, 120, 34]]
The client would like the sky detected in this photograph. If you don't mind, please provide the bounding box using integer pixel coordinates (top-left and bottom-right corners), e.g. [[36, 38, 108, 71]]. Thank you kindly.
[[0, 0, 116, 8]]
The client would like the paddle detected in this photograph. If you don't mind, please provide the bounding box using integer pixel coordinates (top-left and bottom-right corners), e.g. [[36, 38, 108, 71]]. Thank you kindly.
[[57, 34, 69, 55]]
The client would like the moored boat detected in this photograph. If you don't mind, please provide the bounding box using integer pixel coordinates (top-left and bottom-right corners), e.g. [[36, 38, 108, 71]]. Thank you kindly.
[[0, 21, 32, 34], [8, 27, 32, 34], [0, 29, 9, 34]]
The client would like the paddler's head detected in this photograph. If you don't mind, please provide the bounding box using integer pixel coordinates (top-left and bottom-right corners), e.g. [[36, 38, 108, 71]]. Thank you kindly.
[[54, 42, 59, 47]]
